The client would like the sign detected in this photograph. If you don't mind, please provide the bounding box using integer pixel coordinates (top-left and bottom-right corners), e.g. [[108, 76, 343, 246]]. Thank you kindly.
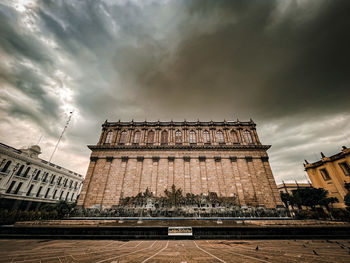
[[168, 227, 193, 236]]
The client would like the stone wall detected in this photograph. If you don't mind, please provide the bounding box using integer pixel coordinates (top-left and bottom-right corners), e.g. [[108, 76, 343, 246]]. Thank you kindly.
[[78, 149, 282, 209]]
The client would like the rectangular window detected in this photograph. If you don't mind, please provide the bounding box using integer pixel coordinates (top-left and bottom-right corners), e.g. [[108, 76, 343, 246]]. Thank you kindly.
[[53, 189, 57, 199], [59, 191, 64, 200], [71, 193, 74, 201], [36, 186, 42, 197], [50, 175, 55, 184], [66, 192, 69, 200], [6, 181, 16, 194], [339, 162, 350, 176], [13, 182, 23, 194], [26, 185, 34, 196], [45, 188, 50, 198], [320, 168, 331, 181]]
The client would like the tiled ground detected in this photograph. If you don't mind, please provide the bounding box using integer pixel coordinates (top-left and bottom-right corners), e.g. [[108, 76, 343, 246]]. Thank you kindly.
[[0, 239, 349, 262]]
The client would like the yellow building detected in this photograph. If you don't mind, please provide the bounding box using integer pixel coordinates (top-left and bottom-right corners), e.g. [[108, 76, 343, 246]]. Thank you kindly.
[[304, 146, 350, 209]]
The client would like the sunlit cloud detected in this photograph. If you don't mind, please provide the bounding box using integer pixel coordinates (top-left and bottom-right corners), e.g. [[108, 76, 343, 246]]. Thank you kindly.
[[0, 0, 349, 181]]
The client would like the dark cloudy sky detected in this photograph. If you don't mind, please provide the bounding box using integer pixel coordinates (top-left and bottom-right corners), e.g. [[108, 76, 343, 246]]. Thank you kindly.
[[0, 0, 349, 183]]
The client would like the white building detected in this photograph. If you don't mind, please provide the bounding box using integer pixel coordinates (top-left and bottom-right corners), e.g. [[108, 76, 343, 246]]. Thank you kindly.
[[0, 142, 84, 211]]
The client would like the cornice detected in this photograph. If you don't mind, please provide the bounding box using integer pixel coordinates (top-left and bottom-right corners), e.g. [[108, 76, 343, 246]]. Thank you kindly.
[[87, 144, 271, 151], [102, 120, 256, 128], [304, 148, 350, 170]]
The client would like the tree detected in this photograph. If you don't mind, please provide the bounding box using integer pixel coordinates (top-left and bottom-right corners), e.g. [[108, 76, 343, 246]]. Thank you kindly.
[[280, 192, 291, 209], [291, 188, 338, 211]]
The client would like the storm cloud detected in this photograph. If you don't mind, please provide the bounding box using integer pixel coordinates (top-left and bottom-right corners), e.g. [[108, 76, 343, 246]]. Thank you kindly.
[[0, 0, 349, 182]]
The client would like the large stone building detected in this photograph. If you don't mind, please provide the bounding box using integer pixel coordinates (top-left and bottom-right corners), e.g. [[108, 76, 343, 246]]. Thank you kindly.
[[0, 142, 83, 210], [78, 120, 283, 209], [305, 146, 350, 209]]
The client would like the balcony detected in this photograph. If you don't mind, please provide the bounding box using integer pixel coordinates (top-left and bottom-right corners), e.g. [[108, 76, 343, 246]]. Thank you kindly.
[[0, 170, 10, 176]]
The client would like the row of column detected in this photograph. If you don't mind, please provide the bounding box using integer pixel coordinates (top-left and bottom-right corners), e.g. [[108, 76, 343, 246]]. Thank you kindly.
[[99, 128, 261, 146], [78, 156, 282, 209]]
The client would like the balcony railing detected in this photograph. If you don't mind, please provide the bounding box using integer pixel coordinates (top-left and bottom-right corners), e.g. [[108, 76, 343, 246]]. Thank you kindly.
[[0, 170, 10, 176]]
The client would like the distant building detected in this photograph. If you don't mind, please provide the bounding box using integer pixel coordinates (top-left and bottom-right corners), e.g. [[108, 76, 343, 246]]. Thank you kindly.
[[277, 182, 313, 195], [0, 142, 84, 211], [304, 146, 350, 209], [78, 119, 283, 209], [277, 182, 313, 211]]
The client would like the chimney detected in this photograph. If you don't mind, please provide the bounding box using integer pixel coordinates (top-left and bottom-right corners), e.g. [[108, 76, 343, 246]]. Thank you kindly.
[[321, 152, 325, 158]]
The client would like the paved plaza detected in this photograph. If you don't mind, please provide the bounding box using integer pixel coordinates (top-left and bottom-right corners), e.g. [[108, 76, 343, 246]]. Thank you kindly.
[[0, 239, 349, 262]]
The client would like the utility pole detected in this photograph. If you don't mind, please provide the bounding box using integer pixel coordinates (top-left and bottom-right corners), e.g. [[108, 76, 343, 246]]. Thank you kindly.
[[49, 111, 73, 163]]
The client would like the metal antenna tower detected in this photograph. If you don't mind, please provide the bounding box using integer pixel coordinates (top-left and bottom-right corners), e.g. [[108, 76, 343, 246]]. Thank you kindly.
[[49, 111, 73, 163]]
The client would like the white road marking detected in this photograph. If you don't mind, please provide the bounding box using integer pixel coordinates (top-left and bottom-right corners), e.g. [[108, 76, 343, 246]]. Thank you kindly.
[[194, 241, 227, 263], [11, 242, 134, 263], [141, 240, 169, 263], [206, 240, 271, 263], [95, 241, 157, 263]]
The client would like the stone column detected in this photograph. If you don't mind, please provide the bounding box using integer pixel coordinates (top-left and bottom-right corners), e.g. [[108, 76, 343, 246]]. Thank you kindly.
[[252, 128, 260, 144], [237, 128, 244, 144], [115, 160, 128, 203], [199, 158, 208, 194], [262, 160, 283, 207], [197, 129, 203, 144], [77, 157, 98, 207], [102, 158, 122, 208], [113, 129, 120, 145], [157, 158, 168, 196], [98, 158, 113, 208], [167, 158, 174, 190], [223, 129, 231, 145], [151, 159, 159, 193], [190, 158, 201, 195], [133, 158, 144, 195], [215, 159, 226, 196], [184, 158, 191, 193], [98, 128, 107, 145], [127, 129, 134, 145]]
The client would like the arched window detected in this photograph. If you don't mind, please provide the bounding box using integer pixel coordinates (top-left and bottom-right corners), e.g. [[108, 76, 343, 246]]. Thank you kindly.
[[1, 160, 11, 173], [231, 130, 239, 143], [133, 131, 141, 144], [203, 130, 210, 143], [147, 131, 154, 144], [119, 131, 127, 144], [34, 170, 41, 180], [216, 130, 224, 143], [42, 172, 48, 182], [189, 131, 196, 144], [243, 130, 253, 143], [16, 165, 25, 176], [23, 167, 31, 177], [105, 131, 113, 144], [175, 130, 182, 144], [50, 175, 56, 184], [161, 130, 168, 145]]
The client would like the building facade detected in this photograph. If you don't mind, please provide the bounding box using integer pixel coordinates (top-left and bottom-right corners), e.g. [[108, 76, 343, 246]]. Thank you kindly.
[[0, 143, 83, 210], [78, 120, 283, 209], [277, 182, 313, 195], [305, 146, 350, 209]]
